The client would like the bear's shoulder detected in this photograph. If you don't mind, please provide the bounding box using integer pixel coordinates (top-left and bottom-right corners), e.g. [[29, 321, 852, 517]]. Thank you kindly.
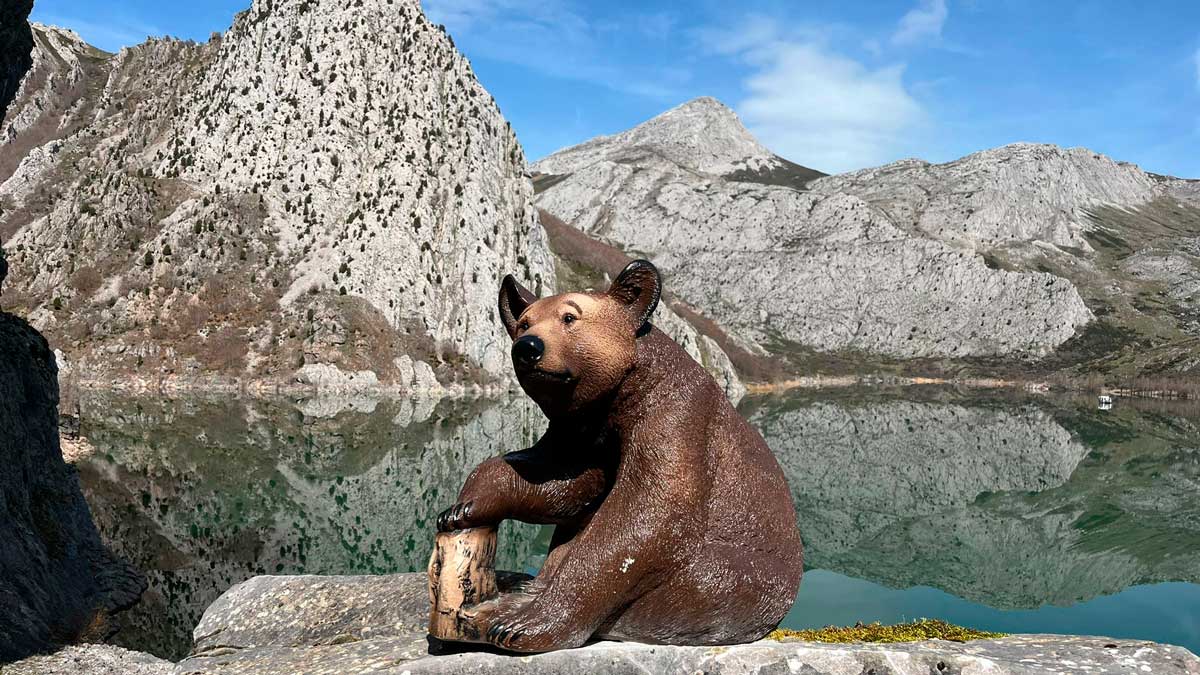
[[634, 325, 724, 399]]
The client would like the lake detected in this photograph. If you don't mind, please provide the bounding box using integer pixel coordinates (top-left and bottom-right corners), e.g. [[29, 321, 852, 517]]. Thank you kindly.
[[72, 388, 1200, 660]]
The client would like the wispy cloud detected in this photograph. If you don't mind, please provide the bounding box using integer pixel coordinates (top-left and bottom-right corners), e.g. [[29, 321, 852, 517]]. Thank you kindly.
[[1194, 45, 1200, 90], [628, 11, 677, 41], [892, 0, 948, 47], [32, 12, 163, 52], [704, 17, 926, 173], [423, 0, 687, 99]]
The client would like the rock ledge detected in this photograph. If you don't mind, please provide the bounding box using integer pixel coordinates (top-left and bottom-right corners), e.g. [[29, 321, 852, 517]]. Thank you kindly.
[[6, 573, 1199, 673]]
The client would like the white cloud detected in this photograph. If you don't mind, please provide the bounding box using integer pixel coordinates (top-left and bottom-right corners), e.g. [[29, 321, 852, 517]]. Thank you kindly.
[[630, 11, 677, 41], [892, 0, 948, 47], [711, 20, 926, 173]]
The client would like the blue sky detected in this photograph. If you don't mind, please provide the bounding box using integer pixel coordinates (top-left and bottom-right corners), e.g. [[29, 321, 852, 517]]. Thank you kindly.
[[32, 0, 1200, 176]]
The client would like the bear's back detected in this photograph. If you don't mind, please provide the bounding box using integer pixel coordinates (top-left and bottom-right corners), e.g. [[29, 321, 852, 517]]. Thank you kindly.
[[606, 324, 803, 644], [634, 325, 797, 543]]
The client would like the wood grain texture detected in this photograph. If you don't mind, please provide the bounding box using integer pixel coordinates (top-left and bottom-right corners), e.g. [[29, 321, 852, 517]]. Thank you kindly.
[[428, 527, 498, 642]]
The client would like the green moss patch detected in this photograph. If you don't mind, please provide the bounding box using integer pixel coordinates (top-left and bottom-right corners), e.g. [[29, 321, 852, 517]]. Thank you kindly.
[[768, 619, 1007, 644]]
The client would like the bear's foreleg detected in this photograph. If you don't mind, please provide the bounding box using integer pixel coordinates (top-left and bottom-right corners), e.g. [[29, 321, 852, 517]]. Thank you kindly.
[[437, 445, 611, 533]]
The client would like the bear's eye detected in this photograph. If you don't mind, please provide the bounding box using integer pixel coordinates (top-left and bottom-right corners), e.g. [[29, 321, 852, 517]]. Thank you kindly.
[[562, 314, 576, 326], [518, 320, 530, 332]]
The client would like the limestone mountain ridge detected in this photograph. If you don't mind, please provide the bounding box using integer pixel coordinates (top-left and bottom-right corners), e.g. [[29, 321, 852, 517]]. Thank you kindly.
[[533, 97, 1200, 379]]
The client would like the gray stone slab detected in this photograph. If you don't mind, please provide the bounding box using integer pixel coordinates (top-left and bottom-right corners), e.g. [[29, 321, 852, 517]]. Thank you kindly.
[[191, 575, 431, 654], [2, 645, 174, 675], [172, 572, 1200, 674]]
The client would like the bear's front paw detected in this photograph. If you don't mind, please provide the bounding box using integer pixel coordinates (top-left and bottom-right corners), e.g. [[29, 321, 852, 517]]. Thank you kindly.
[[478, 606, 578, 653], [462, 595, 565, 653], [484, 616, 565, 653], [436, 500, 476, 532], [485, 621, 527, 651]]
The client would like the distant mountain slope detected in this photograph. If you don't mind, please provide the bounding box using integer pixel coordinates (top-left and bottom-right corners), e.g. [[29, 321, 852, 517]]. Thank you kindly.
[[533, 97, 1200, 378], [812, 145, 1200, 375], [1, 0, 557, 391]]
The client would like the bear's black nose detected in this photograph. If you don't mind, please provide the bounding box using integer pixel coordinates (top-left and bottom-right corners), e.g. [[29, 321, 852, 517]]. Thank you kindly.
[[512, 335, 544, 367]]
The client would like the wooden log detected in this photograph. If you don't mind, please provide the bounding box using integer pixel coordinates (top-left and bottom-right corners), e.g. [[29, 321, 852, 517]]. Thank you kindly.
[[428, 526, 498, 642]]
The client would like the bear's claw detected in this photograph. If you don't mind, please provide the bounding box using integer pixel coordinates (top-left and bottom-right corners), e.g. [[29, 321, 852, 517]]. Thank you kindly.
[[436, 501, 475, 532], [486, 622, 524, 649]]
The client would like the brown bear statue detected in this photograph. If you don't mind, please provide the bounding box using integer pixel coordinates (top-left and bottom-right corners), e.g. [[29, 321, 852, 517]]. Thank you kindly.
[[434, 260, 803, 652]]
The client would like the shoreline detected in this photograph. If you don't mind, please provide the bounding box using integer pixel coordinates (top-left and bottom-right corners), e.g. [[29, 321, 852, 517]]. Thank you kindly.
[[60, 372, 517, 400], [744, 375, 1199, 400], [61, 372, 1199, 401], [743, 375, 1037, 394]]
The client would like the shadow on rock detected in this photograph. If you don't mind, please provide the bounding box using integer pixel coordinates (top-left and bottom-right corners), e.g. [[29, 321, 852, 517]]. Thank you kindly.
[[0, 311, 145, 663]]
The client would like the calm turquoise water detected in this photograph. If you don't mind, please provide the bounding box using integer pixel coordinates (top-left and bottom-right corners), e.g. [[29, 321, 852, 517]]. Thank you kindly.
[[788, 571, 1200, 652], [74, 389, 1200, 660]]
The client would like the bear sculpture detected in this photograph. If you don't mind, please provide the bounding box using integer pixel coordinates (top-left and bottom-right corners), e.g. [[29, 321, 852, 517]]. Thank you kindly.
[[434, 260, 803, 652]]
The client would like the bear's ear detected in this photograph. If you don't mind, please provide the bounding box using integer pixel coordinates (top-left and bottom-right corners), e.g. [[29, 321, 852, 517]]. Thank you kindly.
[[607, 259, 661, 332], [498, 274, 538, 338]]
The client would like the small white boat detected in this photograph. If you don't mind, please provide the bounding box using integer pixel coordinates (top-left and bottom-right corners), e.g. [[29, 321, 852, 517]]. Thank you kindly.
[[1098, 394, 1114, 411]]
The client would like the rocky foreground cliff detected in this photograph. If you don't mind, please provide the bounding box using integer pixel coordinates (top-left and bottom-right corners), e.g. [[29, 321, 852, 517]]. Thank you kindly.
[[0, 308, 143, 661], [534, 98, 1200, 380]]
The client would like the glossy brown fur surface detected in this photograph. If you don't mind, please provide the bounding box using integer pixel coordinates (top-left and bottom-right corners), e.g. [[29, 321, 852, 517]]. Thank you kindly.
[[438, 261, 803, 652]]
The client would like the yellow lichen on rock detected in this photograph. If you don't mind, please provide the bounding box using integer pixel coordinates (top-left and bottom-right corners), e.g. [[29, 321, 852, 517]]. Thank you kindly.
[[768, 619, 1007, 644]]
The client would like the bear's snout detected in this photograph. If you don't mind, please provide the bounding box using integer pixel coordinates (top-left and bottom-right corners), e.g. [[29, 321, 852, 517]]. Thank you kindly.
[[512, 335, 545, 368]]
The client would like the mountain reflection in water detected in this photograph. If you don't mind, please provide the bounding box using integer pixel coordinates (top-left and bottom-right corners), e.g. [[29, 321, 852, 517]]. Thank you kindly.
[[74, 389, 1200, 659]]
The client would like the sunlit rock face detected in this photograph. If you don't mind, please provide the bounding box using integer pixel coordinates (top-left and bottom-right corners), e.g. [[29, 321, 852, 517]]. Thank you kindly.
[[750, 394, 1200, 609], [0, 3, 743, 395], [0, 0, 554, 389], [534, 101, 1098, 361], [812, 143, 1159, 252], [75, 393, 548, 660], [535, 100, 1200, 373]]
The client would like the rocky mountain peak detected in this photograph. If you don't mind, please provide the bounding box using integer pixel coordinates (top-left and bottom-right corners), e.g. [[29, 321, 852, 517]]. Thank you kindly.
[[533, 96, 782, 177], [27, 22, 87, 47], [0, 0, 556, 390]]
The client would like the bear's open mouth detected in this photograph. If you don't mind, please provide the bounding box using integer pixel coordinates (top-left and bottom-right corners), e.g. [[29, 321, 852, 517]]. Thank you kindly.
[[524, 368, 575, 383]]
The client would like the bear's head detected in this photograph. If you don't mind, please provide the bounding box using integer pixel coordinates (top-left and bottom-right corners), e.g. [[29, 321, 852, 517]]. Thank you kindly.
[[498, 260, 661, 416]]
